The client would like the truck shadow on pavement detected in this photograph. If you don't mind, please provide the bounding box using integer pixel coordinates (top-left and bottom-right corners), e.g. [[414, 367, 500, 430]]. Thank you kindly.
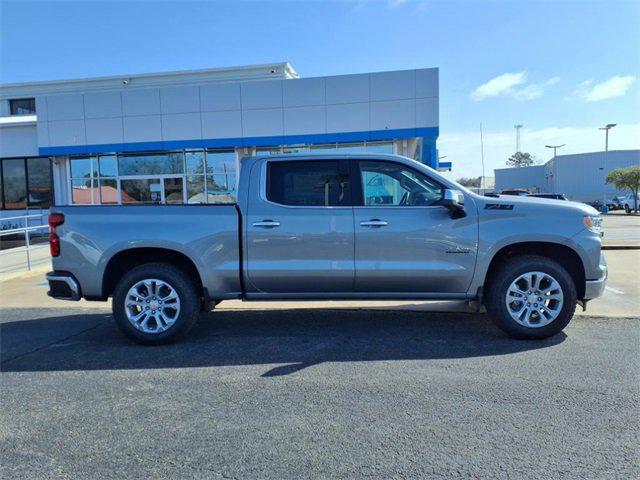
[[1, 308, 566, 376]]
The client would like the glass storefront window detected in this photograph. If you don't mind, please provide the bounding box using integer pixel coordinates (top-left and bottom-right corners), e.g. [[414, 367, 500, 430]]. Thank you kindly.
[[310, 144, 337, 154], [282, 145, 310, 155], [99, 156, 117, 177], [1, 157, 54, 210], [186, 151, 205, 175], [27, 158, 52, 208], [256, 147, 283, 156], [205, 150, 236, 174], [70, 157, 95, 179], [121, 179, 162, 204], [337, 142, 366, 153], [118, 152, 184, 176], [163, 178, 184, 204], [366, 142, 394, 154], [2, 159, 27, 209], [206, 174, 237, 204], [99, 179, 118, 204], [71, 178, 94, 204], [186, 175, 205, 204]]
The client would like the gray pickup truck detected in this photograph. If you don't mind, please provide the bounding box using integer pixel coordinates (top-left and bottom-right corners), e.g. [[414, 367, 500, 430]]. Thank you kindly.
[[46, 153, 607, 344]]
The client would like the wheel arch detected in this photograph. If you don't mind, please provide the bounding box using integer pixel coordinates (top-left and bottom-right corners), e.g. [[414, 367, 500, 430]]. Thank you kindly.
[[102, 247, 204, 299], [483, 242, 586, 300]]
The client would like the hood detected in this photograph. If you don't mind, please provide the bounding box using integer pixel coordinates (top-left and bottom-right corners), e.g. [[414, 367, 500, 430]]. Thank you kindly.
[[475, 194, 599, 216]]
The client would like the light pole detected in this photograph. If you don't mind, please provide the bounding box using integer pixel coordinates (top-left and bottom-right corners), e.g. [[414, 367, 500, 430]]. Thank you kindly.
[[545, 144, 565, 193], [599, 124, 616, 206], [545, 144, 565, 159], [514, 124, 523, 153]]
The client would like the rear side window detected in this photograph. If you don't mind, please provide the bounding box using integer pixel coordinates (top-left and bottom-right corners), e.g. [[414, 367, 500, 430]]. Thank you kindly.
[[267, 161, 350, 207]]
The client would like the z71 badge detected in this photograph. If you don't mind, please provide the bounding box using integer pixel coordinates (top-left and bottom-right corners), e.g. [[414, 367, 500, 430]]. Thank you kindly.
[[485, 204, 514, 210]]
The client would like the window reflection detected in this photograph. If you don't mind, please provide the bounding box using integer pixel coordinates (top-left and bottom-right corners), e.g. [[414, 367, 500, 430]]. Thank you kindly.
[[27, 158, 52, 208], [70, 157, 95, 179], [118, 152, 184, 176], [99, 156, 117, 177], [2, 159, 27, 209], [71, 178, 94, 205], [120, 179, 162, 204], [205, 150, 236, 174], [186, 151, 205, 175]]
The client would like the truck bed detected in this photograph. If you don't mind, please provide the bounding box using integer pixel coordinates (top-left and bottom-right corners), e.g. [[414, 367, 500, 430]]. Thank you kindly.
[[51, 205, 242, 300]]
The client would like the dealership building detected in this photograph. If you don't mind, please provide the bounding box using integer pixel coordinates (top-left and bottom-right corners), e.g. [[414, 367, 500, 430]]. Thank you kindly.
[[495, 150, 640, 202], [0, 62, 441, 215]]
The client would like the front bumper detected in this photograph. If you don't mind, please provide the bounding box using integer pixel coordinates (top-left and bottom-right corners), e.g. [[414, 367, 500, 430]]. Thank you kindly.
[[46, 272, 81, 301], [583, 251, 607, 300]]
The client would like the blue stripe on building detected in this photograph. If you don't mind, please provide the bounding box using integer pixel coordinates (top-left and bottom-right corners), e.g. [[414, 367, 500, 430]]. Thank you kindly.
[[39, 127, 440, 168]]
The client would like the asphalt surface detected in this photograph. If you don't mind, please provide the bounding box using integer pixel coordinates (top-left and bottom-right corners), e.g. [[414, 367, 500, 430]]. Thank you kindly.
[[1, 307, 638, 479]]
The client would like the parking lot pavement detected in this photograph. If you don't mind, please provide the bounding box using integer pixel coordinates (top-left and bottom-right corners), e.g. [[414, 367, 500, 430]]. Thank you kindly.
[[1, 250, 638, 478], [602, 211, 640, 247], [1, 307, 639, 479]]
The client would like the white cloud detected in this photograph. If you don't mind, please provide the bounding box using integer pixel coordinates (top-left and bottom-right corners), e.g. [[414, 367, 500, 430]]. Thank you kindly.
[[471, 72, 559, 101], [582, 75, 636, 102], [471, 72, 527, 101], [438, 123, 640, 179], [512, 76, 560, 101]]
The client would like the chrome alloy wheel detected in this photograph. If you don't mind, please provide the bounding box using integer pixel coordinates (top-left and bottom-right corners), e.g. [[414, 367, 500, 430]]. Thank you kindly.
[[124, 279, 181, 334], [505, 271, 564, 328]]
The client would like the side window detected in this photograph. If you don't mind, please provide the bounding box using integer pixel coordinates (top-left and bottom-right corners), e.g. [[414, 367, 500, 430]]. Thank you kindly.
[[267, 161, 350, 207], [359, 161, 443, 207]]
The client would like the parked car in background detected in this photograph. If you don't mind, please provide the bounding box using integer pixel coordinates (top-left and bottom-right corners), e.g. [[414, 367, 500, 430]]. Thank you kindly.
[[46, 153, 607, 344], [611, 196, 625, 210], [500, 189, 530, 196], [588, 199, 618, 212], [527, 193, 568, 201], [621, 193, 640, 213]]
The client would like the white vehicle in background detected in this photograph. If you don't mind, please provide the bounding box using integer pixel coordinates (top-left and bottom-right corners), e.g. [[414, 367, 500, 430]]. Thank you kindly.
[[621, 193, 640, 214]]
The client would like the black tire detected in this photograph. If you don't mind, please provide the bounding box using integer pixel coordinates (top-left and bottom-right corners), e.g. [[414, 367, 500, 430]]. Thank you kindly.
[[113, 262, 200, 345], [625, 204, 631, 214], [485, 255, 577, 339]]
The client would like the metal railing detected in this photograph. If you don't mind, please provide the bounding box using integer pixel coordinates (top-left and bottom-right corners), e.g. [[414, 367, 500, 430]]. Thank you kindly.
[[0, 212, 49, 271]]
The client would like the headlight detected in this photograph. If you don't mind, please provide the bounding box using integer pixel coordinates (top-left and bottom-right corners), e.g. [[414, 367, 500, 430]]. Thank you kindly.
[[583, 215, 602, 233]]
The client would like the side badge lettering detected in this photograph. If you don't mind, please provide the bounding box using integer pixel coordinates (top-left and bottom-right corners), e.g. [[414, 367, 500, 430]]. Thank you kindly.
[[485, 204, 514, 210]]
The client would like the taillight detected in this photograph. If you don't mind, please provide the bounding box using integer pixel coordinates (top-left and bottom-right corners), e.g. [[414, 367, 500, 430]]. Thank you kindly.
[[49, 213, 64, 257]]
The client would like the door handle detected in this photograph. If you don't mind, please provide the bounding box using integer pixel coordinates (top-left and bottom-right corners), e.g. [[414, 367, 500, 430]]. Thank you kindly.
[[359, 219, 388, 227], [252, 220, 281, 228]]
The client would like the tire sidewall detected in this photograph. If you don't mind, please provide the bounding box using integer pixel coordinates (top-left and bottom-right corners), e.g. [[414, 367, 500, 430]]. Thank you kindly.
[[113, 263, 199, 344], [487, 256, 577, 339]]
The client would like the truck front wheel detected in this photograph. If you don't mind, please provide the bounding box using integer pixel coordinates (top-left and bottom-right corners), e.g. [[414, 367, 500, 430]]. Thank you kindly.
[[485, 255, 577, 339], [112, 263, 200, 344]]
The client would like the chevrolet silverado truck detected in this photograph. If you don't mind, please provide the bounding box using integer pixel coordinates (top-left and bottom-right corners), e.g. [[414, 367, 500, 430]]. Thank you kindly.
[[46, 153, 607, 344]]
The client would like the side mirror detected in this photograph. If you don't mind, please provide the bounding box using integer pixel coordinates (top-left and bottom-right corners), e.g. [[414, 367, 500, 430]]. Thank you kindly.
[[442, 189, 466, 218]]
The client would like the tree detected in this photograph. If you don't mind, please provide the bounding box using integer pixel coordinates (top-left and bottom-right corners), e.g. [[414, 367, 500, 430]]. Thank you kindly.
[[606, 165, 640, 213], [456, 176, 482, 188], [506, 152, 535, 168]]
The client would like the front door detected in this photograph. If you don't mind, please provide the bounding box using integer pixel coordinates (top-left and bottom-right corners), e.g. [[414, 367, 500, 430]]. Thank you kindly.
[[246, 159, 354, 294], [352, 159, 477, 294]]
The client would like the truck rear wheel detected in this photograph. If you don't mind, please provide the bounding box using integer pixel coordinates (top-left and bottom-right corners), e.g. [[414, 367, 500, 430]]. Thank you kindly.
[[485, 255, 577, 339], [112, 263, 200, 344]]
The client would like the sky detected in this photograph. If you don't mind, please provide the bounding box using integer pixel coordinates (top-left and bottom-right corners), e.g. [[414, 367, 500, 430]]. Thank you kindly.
[[1, 0, 638, 178]]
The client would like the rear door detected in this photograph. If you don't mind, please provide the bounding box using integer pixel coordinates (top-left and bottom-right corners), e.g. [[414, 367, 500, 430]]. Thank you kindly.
[[245, 159, 354, 294], [352, 159, 477, 294]]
